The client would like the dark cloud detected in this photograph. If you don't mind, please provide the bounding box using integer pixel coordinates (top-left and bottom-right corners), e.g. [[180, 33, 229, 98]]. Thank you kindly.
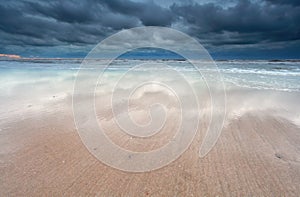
[[0, 0, 140, 47], [102, 0, 175, 26], [25, 1, 99, 24], [0, 0, 299, 58], [266, 0, 300, 6], [171, 0, 300, 44]]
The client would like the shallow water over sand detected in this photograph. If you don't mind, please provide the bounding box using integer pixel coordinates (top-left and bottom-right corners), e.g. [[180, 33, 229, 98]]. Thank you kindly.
[[0, 59, 300, 195]]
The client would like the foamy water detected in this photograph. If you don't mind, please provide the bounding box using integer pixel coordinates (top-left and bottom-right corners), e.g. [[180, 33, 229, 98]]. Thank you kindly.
[[1, 59, 300, 92], [0, 59, 300, 127]]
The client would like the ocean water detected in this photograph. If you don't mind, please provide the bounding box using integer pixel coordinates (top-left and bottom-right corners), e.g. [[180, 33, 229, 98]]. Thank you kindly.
[[0, 59, 300, 139], [1, 59, 300, 92]]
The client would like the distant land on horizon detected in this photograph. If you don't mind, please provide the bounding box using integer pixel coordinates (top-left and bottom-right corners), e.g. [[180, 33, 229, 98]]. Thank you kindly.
[[1, 52, 300, 62]]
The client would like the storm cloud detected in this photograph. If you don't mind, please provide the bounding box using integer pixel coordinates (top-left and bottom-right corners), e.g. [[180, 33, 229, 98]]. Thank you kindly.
[[0, 0, 299, 58]]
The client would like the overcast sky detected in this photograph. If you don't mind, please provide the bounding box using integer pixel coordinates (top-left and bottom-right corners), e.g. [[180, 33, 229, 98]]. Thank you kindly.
[[0, 0, 299, 59]]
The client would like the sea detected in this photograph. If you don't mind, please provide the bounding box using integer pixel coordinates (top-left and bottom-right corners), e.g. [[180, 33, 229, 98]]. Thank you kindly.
[[1, 59, 300, 92]]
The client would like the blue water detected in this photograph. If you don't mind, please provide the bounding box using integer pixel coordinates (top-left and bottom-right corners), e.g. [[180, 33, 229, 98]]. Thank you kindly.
[[0, 59, 300, 92]]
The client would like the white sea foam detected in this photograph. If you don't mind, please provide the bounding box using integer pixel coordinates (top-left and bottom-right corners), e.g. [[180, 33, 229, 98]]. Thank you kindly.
[[0, 59, 300, 92]]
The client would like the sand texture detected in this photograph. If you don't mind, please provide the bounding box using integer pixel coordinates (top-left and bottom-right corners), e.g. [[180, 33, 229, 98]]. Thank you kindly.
[[1, 87, 300, 196]]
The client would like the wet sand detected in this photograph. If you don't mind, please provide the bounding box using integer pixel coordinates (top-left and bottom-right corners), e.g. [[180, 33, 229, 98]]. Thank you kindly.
[[1, 87, 300, 196]]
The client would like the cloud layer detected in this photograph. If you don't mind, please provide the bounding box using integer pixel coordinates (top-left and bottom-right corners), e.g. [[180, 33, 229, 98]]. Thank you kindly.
[[0, 0, 299, 58]]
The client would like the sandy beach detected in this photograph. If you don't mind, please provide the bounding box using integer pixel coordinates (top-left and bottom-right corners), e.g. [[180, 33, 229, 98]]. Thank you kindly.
[[0, 0, 300, 197], [1, 80, 300, 196], [1, 0, 300, 195]]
